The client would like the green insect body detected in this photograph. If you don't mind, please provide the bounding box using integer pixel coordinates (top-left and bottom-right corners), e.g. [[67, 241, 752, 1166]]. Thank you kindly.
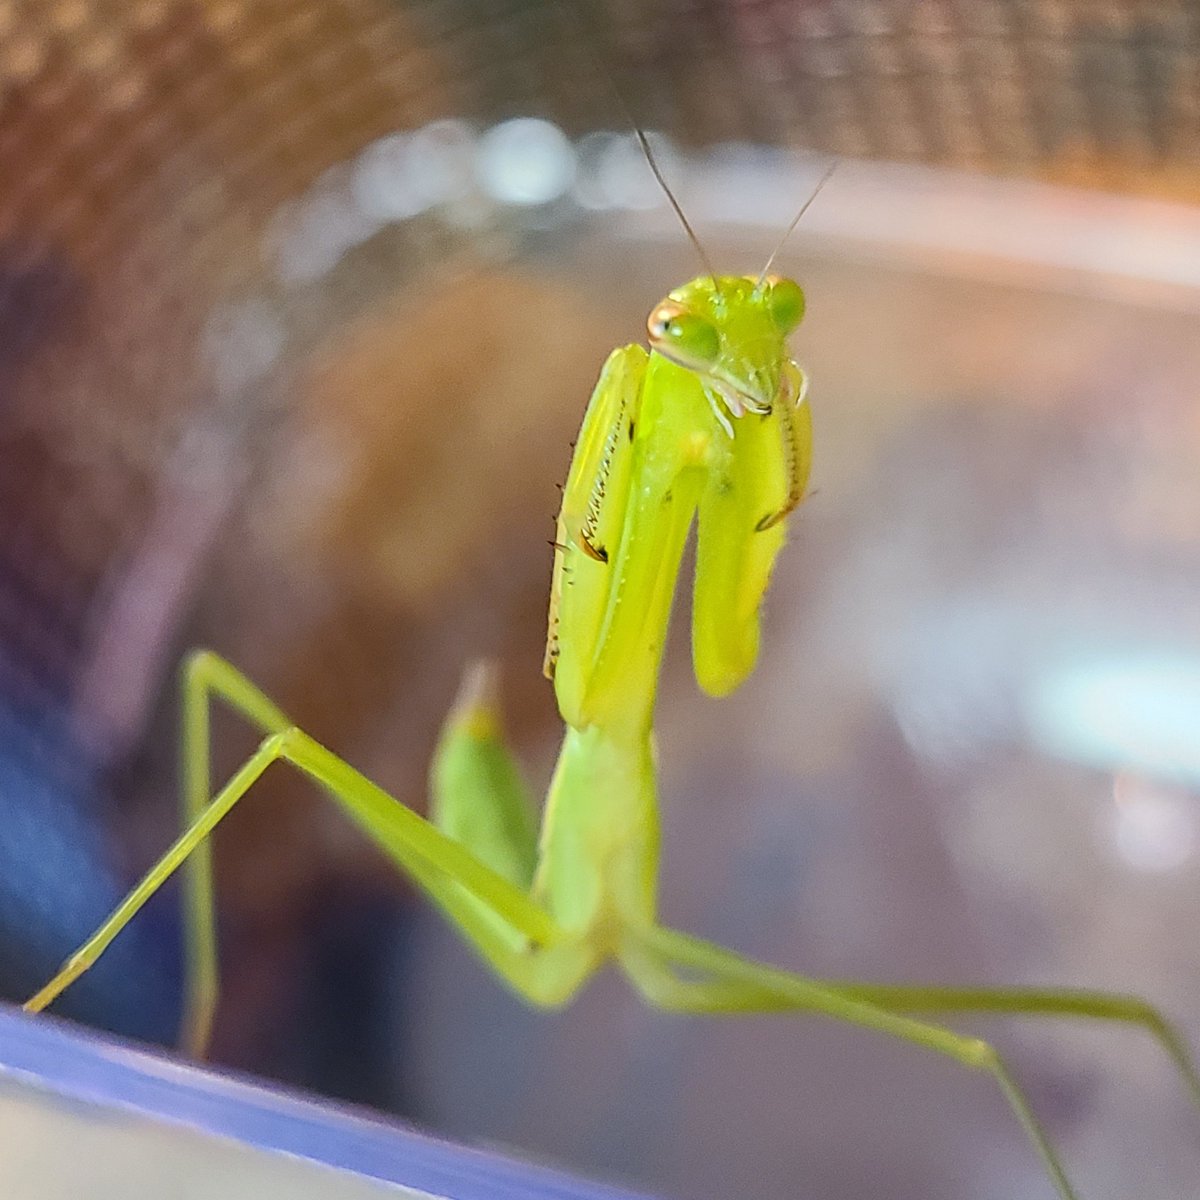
[[525, 272, 810, 960], [23, 269, 1200, 1200]]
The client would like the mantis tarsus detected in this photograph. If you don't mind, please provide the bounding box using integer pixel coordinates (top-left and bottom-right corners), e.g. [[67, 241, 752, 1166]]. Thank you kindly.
[[23, 174, 1200, 1200]]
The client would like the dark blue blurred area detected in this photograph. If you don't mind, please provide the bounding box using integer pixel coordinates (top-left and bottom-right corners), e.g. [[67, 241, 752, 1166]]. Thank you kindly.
[[0, 685, 181, 1046]]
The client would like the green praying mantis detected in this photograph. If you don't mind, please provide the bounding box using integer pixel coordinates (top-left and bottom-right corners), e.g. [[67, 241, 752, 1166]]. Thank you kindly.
[[21, 150, 1200, 1200]]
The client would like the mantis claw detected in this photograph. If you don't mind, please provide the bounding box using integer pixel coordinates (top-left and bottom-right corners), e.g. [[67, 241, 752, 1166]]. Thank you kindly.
[[578, 531, 609, 563]]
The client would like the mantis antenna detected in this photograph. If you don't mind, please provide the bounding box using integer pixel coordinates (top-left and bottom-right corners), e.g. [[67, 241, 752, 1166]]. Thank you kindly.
[[756, 159, 838, 288], [557, 0, 720, 291], [629, 126, 721, 292]]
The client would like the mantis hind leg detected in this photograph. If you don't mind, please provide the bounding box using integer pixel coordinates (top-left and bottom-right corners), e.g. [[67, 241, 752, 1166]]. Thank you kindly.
[[621, 924, 1197, 1200], [830, 978, 1200, 1112], [25, 653, 593, 1053]]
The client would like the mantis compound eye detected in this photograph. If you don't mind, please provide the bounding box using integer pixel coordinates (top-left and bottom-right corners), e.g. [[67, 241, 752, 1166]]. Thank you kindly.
[[764, 275, 805, 333], [647, 302, 721, 370]]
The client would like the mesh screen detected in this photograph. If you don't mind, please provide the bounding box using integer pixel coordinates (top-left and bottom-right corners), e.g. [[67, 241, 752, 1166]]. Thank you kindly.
[[2, 0, 1198, 751]]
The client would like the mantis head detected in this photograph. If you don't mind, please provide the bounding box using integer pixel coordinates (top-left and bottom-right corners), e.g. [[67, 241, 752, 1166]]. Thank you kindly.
[[647, 273, 806, 424]]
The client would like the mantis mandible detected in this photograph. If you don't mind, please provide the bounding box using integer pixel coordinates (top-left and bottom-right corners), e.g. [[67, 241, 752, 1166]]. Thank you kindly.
[[22, 155, 1200, 1200]]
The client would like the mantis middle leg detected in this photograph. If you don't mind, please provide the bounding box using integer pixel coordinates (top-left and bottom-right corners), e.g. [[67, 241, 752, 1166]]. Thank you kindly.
[[25, 653, 596, 1053]]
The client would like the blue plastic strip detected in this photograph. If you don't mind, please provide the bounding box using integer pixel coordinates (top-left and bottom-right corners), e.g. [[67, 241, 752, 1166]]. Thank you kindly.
[[0, 1004, 659, 1200]]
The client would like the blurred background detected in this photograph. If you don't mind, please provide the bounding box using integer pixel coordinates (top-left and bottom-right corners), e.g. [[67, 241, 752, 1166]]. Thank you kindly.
[[0, 0, 1199, 1197]]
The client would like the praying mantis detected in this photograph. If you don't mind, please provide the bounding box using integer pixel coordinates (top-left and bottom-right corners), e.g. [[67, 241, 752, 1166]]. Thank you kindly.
[[20, 150, 1200, 1200]]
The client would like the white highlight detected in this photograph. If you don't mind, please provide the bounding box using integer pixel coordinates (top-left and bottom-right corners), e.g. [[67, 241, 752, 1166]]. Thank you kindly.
[[1108, 773, 1196, 873], [352, 132, 432, 221], [573, 130, 678, 212], [201, 298, 285, 401], [1028, 653, 1200, 786], [476, 117, 576, 206]]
